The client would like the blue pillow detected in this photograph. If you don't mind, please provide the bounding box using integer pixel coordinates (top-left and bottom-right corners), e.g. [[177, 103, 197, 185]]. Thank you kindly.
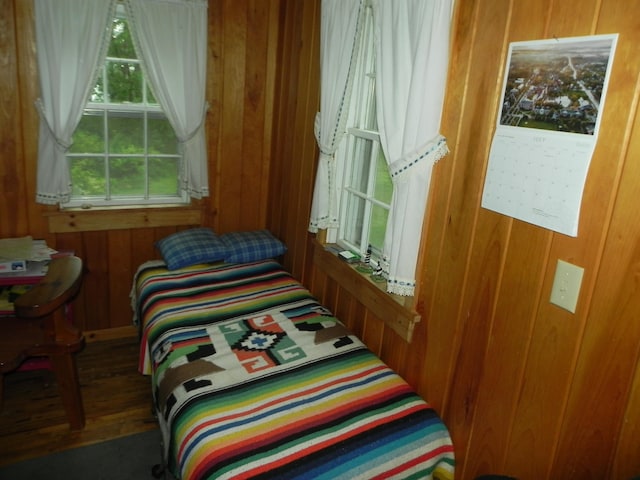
[[220, 230, 287, 263], [156, 228, 228, 270]]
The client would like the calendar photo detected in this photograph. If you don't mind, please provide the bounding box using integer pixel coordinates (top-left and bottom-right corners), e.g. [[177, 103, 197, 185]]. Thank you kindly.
[[499, 35, 617, 137]]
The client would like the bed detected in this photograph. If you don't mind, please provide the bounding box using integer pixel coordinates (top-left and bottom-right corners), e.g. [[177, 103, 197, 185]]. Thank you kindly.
[[133, 229, 454, 480]]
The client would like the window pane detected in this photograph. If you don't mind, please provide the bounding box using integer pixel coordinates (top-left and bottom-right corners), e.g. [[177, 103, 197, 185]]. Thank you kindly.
[[349, 136, 372, 193], [108, 18, 136, 59], [363, 74, 377, 130], [110, 157, 145, 196], [343, 193, 365, 250], [69, 157, 105, 197], [109, 114, 143, 153], [107, 61, 143, 103], [370, 204, 389, 251], [149, 117, 178, 154], [91, 71, 105, 103], [149, 158, 180, 196], [374, 149, 392, 205], [70, 112, 104, 154]]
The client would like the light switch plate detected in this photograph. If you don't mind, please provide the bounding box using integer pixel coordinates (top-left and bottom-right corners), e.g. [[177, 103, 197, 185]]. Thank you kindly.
[[550, 259, 584, 313]]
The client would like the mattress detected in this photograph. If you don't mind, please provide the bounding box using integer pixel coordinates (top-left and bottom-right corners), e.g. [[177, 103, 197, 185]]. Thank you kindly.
[[134, 259, 454, 479]]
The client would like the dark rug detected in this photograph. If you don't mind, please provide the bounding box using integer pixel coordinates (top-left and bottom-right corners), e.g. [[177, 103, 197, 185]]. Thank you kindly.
[[0, 429, 165, 480]]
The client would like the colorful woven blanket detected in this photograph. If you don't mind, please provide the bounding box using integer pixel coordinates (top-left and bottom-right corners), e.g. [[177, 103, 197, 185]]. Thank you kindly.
[[135, 260, 454, 479]]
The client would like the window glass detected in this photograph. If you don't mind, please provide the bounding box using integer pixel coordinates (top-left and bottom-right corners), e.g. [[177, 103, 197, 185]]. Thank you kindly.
[[149, 157, 181, 196], [343, 194, 366, 250], [108, 113, 144, 153], [348, 136, 372, 194], [69, 157, 105, 198], [110, 157, 145, 197]]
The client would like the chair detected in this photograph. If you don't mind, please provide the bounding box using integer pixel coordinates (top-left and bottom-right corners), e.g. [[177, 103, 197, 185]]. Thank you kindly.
[[0, 256, 85, 430]]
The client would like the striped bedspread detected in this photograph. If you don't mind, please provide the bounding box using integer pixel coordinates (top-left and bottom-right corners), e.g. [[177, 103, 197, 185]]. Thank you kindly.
[[135, 259, 454, 480]]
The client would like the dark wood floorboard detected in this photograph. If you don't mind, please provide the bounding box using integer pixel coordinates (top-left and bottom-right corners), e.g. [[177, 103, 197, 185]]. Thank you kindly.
[[0, 335, 156, 467]]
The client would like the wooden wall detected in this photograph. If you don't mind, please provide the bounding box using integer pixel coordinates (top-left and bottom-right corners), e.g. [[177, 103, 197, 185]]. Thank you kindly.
[[0, 0, 283, 334], [3, 0, 640, 478], [271, 0, 640, 479]]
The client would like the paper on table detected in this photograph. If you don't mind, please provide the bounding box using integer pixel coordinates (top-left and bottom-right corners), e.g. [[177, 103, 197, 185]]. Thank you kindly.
[[31, 239, 56, 261], [0, 236, 33, 261]]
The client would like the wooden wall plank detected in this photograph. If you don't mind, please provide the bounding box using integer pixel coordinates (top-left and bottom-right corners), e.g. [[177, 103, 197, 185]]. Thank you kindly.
[[206, 0, 223, 232], [14, 0, 47, 236], [360, 310, 383, 356], [613, 316, 640, 479], [334, 288, 355, 333], [350, 301, 366, 343], [0, 0, 22, 236], [380, 326, 407, 375], [217, 0, 247, 233], [107, 230, 133, 328], [81, 231, 110, 330], [282, 0, 319, 281], [240, 0, 271, 230]]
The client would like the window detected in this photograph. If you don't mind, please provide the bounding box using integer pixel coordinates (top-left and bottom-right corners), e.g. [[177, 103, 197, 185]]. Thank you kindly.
[[65, 7, 185, 208], [336, 6, 392, 264]]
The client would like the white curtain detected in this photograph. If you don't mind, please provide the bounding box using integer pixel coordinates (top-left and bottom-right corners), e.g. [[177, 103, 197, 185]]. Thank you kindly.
[[374, 0, 452, 296], [34, 0, 116, 205], [126, 0, 209, 199], [308, 0, 363, 233]]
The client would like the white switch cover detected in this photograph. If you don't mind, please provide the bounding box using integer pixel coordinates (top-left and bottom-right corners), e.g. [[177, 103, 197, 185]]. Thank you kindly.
[[550, 259, 584, 313]]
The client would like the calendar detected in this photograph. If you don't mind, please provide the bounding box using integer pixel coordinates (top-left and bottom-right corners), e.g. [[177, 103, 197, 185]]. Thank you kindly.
[[481, 34, 617, 237]]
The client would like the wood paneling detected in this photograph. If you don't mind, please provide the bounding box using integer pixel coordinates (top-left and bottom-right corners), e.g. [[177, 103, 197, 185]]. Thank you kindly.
[[3, 0, 640, 478], [271, 0, 640, 479]]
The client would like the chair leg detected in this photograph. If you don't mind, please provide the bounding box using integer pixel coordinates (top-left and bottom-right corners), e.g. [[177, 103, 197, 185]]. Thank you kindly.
[[50, 352, 85, 430]]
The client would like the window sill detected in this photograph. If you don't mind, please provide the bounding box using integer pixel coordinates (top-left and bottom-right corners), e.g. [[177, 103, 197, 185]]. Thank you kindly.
[[45, 205, 202, 233], [312, 239, 421, 343]]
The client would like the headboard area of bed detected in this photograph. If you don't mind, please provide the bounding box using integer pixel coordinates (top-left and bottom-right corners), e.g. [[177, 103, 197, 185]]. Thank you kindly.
[[132, 229, 454, 480]]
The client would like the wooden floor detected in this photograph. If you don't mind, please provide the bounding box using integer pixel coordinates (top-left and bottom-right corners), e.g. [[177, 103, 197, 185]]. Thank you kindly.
[[0, 334, 157, 467]]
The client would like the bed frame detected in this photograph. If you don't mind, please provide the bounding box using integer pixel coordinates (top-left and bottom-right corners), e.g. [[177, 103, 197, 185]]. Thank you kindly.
[[133, 259, 454, 479]]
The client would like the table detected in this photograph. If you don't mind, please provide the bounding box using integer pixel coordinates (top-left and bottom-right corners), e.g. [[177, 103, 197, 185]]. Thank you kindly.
[[0, 256, 85, 430]]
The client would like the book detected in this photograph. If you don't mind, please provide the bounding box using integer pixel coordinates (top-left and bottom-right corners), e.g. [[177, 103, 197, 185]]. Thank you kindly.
[[0, 259, 28, 274]]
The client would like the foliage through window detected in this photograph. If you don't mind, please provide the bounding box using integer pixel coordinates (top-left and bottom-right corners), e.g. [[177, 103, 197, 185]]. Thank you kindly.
[[66, 7, 185, 207], [337, 6, 392, 264]]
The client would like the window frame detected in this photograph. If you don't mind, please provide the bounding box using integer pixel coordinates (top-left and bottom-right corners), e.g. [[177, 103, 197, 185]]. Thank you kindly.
[[63, 7, 186, 209], [334, 5, 391, 265]]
